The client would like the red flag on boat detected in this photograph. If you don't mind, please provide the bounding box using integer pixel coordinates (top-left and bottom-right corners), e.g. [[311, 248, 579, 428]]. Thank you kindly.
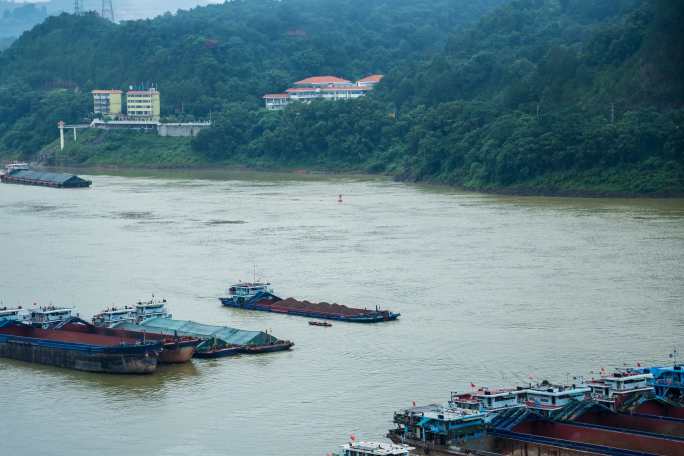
[[528, 374, 534, 380], [350, 434, 356, 442], [470, 383, 476, 388], [412, 400, 416, 407], [637, 362, 641, 367]]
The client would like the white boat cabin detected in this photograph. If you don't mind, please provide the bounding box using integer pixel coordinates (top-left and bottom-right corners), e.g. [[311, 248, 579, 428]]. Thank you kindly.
[[227, 282, 273, 298], [341, 441, 414, 456], [3, 162, 29, 174], [451, 387, 525, 413], [0, 306, 31, 323], [135, 297, 171, 323], [588, 371, 653, 406], [30, 306, 77, 328], [523, 382, 590, 414], [92, 306, 136, 327]]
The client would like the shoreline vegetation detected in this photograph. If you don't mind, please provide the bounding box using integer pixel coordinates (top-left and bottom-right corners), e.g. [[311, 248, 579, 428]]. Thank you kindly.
[[1, 1, 682, 198], [25, 130, 682, 199]]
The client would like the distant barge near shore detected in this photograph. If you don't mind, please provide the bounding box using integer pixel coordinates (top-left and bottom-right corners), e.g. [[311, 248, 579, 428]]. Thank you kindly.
[[1, 163, 91, 188], [0, 320, 160, 374], [220, 282, 400, 323]]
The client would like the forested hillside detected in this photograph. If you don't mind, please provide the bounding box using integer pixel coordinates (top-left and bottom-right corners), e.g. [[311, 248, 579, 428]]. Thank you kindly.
[[1, 0, 682, 195], [194, 0, 684, 195], [0, 0, 503, 155]]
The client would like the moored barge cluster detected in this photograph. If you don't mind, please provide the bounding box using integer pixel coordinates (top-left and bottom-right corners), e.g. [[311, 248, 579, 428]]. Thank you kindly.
[[389, 367, 684, 456], [0, 297, 293, 374]]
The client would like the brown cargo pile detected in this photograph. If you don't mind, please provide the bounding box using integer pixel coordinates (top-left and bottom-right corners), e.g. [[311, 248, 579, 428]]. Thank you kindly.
[[273, 297, 373, 316]]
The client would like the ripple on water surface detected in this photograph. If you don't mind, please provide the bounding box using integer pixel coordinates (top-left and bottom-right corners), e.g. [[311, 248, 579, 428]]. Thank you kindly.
[[0, 173, 683, 456]]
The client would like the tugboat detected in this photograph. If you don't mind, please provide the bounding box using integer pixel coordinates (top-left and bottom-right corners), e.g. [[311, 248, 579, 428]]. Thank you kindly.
[[0, 306, 31, 324], [30, 305, 78, 329], [134, 296, 172, 324], [219, 281, 400, 323]]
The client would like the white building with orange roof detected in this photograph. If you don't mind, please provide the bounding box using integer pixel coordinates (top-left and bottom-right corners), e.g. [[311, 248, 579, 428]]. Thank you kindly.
[[263, 74, 382, 110]]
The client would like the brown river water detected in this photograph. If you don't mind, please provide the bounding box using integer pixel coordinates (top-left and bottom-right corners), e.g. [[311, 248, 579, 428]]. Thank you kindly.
[[0, 170, 683, 455]]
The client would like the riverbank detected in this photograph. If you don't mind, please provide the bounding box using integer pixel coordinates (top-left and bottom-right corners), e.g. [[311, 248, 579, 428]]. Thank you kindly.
[[13, 129, 683, 198]]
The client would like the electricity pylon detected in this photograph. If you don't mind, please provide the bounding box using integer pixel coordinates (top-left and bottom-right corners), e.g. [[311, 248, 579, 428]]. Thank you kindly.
[[101, 0, 115, 21], [73, 0, 84, 15]]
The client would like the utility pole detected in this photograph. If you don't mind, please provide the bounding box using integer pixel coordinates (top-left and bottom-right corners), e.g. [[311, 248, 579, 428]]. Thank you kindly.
[[58, 121, 65, 151], [101, 0, 115, 22], [73, 0, 84, 15]]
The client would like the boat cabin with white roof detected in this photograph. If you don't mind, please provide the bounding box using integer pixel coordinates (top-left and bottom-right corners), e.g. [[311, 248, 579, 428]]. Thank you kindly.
[[228, 282, 273, 298], [92, 306, 136, 327], [30, 305, 78, 328], [587, 370, 653, 408], [522, 382, 591, 415], [0, 306, 31, 323], [135, 297, 171, 323], [341, 441, 413, 456], [451, 387, 525, 413]]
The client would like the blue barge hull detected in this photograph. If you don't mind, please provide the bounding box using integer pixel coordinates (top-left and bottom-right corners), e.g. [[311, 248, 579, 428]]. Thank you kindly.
[[0, 321, 160, 374]]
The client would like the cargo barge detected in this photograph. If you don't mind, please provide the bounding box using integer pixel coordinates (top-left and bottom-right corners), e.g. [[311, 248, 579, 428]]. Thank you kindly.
[[219, 282, 400, 323], [114, 317, 294, 357], [1, 163, 91, 188], [388, 367, 684, 456], [0, 320, 160, 374], [59, 318, 199, 364]]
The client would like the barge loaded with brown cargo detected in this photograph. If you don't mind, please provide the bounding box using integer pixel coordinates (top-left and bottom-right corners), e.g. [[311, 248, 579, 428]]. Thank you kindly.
[[57, 318, 200, 364], [219, 282, 400, 323], [0, 320, 161, 374]]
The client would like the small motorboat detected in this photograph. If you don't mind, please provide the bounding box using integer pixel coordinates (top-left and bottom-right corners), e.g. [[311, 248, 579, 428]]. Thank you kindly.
[[309, 321, 332, 327]]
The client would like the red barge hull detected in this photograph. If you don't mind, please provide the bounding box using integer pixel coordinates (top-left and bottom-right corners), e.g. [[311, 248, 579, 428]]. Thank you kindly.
[[59, 320, 200, 364], [0, 321, 160, 374]]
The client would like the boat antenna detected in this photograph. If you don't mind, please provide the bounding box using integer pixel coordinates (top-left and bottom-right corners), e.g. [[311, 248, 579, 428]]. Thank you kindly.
[[671, 346, 679, 366]]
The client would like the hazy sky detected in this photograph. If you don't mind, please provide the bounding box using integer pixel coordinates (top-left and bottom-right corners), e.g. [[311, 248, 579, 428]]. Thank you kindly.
[[13, 1, 223, 21]]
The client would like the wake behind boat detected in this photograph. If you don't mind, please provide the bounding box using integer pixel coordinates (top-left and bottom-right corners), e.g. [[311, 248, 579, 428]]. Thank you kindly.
[[219, 282, 400, 323]]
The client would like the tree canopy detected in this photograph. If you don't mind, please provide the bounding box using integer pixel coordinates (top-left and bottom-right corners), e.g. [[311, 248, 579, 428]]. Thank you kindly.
[[1, 0, 682, 195]]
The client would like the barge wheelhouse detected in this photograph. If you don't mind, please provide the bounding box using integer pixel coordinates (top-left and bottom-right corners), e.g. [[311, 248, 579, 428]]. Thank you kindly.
[[587, 370, 654, 410], [0, 306, 31, 324], [92, 306, 136, 327], [134, 297, 171, 324], [30, 305, 78, 329]]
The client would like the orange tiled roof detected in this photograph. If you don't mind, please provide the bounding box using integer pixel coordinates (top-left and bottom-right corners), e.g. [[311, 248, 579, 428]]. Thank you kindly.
[[294, 76, 352, 85], [358, 74, 383, 83]]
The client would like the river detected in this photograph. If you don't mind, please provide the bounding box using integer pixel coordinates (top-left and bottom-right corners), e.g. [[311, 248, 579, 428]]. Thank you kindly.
[[0, 170, 683, 456]]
